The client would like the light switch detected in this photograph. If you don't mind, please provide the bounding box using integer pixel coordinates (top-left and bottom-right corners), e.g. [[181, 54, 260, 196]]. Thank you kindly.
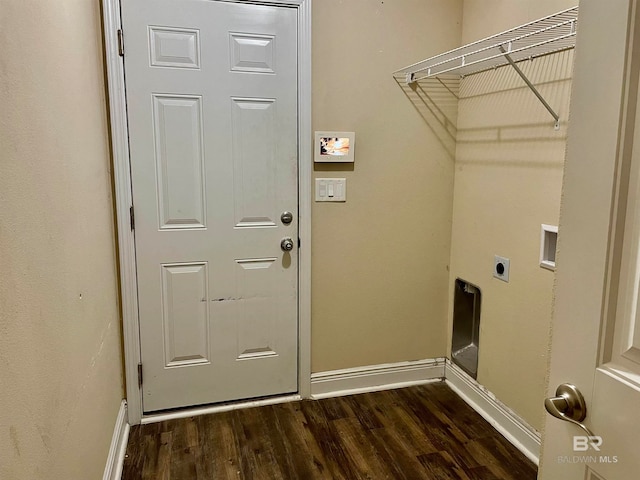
[[319, 181, 327, 197], [315, 178, 346, 202]]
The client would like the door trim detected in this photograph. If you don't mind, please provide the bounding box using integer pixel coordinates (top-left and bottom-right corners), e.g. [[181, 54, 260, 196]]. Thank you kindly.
[[102, 0, 312, 424]]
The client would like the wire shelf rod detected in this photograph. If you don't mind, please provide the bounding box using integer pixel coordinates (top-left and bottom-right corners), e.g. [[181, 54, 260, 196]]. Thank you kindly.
[[404, 20, 576, 78], [394, 6, 578, 79], [409, 33, 576, 83], [393, 6, 578, 128]]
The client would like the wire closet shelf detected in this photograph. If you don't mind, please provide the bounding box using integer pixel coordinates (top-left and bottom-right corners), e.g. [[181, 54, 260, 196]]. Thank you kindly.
[[394, 6, 578, 84]]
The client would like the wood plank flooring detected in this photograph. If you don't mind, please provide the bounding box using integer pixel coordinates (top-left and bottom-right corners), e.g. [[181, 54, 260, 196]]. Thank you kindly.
[[122, 382, 537, 480]]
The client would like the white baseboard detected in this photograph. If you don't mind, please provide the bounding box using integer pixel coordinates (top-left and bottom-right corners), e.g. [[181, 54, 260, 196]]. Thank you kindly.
[[444, 360, 541, 465], [103, 400, 130, 480], [310, 358, 446, 399]]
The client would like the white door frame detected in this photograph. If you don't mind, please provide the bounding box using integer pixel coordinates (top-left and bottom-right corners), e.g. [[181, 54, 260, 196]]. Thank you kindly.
[[102, 0, 312, 425]]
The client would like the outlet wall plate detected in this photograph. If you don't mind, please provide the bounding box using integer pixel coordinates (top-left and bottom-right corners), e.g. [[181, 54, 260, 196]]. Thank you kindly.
[[494, 255, 510, 283], [540, 224, 558, 271]]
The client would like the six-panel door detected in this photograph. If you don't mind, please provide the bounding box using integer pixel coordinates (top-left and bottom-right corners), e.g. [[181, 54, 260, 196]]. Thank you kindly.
[[122, 0, 298, 412]]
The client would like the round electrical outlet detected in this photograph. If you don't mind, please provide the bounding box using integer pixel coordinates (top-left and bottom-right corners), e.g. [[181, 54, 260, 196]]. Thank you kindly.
[[493, 255, 510, 282]]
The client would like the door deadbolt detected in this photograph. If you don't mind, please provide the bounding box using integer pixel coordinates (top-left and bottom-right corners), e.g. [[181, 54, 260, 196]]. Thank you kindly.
[[281, 211, 293, 225], [281, 238, 294, 252]]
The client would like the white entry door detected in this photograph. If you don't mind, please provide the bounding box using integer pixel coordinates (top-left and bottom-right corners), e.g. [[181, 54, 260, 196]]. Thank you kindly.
[[121, 0, 299, 412], [540, 1, 640, 478]]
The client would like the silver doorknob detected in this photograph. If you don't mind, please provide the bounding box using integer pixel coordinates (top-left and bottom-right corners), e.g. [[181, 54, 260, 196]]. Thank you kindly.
[[281, 237, 294, 252], [544, 383, 595, 437], [281, 211, 293, 225]]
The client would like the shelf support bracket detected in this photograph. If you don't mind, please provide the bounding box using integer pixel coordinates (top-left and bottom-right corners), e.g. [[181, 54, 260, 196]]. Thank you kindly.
[[498, 45, 560, 130]]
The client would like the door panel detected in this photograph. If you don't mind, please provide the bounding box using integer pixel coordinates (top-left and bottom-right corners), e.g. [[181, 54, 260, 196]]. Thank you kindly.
[[149, 26, 201, 69], [122, 0, 298, 412], [234, 257, 278, 359], [540, 1, 640, 478], [152, 94, 206, 229], [229, 33, 275, 74], [231, 97, 278, 227], [586, 468, 606, 480], [161, 262, 210, 367]]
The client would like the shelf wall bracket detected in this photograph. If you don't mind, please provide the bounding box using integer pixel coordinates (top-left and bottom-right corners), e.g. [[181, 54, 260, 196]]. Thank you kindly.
[[498, 45, 560, 130]]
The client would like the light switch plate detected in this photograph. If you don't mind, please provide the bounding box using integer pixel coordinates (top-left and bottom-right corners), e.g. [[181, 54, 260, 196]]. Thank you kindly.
[[315, 178, 346, 202]]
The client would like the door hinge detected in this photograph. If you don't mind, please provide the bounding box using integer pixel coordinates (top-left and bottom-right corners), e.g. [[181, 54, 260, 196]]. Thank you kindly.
[[298, 237, 301, 248], [130, 205, 135, 230], [117, 29, 125, 57], [137, 363, 143, 389]]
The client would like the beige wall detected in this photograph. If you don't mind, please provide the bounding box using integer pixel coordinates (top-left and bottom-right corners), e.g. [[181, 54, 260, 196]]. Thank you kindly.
[[0, 3, 579, 473], [0, 1, 124, 479], [311, 0, 462, 372], [449, 0, 577, 431]]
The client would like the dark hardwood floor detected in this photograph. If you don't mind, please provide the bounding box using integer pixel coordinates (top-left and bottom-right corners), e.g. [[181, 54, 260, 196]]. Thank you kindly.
[[122, 381, 537, 479]]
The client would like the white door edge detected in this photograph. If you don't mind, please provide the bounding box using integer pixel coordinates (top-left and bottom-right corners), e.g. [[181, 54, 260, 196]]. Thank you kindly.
[[101, 0, 312, 425]]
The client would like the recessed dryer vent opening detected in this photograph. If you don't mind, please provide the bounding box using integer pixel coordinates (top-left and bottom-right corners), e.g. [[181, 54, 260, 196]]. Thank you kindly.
[[452, 279, 482, 379]]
